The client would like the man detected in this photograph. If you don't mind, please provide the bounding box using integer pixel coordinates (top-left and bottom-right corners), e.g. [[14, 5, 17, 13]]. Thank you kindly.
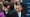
[[15, 5, 22, 17], [2, 2, 14, 17], [12, 2, 26, 17], [14, 0, 26, 17], [11, 4, 22, 17]]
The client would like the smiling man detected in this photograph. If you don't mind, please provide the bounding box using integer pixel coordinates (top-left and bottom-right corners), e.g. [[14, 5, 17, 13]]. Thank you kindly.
[[15, 5, 22, 17]]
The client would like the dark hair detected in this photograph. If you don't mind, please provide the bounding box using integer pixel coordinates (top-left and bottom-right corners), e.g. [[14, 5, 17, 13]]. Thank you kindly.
[[3, 2, 10, 8], [16, 2, 18, 5], [14, 2, 18, 5], [3, 4, 7, 8], [3, 2, 14, 10]]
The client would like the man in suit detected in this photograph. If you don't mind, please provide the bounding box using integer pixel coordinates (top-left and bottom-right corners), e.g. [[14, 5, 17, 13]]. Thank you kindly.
[[2, 2, 14, 17], [15, 5, 22, 17], [11, 4, 22, 17], [12, 2, 26, 17]]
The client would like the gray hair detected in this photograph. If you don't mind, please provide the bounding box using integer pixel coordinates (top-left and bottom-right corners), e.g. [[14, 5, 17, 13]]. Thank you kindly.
[[17, 4, 22, 8]]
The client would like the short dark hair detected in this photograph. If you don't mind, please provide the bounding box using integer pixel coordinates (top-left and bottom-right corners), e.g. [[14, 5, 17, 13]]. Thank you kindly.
[[3, 4, 7, 8], [3, 2, 14, 10], [14, 2, 18, 5]]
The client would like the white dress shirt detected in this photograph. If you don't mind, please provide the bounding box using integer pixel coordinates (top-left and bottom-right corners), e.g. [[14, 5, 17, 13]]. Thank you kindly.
[[5, 11, 8, 14], [18, 12, 21, 17]]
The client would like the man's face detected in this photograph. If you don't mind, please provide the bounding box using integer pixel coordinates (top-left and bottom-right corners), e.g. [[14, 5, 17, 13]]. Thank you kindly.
[[2, 6, 8, 11], [16, 6, 22, 12]]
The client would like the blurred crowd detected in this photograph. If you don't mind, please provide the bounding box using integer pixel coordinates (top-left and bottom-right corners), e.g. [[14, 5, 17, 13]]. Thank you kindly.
[[0, 0, 25, 17]]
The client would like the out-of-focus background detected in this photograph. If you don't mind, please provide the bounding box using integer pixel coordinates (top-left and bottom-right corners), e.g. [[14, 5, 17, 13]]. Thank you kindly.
[[0, 0, 30, 17]]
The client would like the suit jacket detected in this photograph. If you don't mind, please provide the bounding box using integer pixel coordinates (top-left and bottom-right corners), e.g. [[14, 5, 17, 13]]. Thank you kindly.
[[11, 9, 26, 17], [11, 11, 18, 17], [3, 9, 14, 17], [5, 10, 13, 17], [11, 2, 26, 17]]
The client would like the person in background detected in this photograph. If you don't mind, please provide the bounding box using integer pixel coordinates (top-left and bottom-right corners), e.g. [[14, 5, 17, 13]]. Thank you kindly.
[[2, 2, 14, 17]]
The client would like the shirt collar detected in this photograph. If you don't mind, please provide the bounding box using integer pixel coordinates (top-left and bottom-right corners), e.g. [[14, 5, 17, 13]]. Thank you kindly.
[[18, 12, 21, 14]]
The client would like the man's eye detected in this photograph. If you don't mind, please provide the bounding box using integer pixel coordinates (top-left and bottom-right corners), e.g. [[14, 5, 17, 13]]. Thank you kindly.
[[16, 8, 19, 9]]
